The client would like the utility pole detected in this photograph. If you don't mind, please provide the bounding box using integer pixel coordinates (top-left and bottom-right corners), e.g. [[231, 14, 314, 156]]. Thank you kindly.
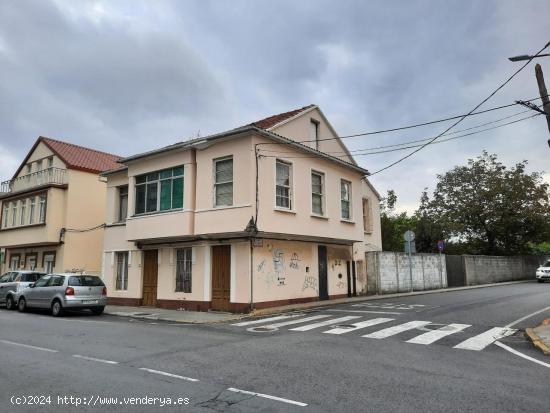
[[535, 64, 550, 146]]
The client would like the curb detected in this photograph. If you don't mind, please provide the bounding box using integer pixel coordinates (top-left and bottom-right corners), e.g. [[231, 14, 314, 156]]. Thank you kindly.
[[249, 280, 531, 317], [525, 318, 550, 356], [104, 311, 245, 325]]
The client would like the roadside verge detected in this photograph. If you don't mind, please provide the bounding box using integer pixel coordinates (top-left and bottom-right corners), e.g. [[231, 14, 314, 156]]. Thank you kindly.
[[525, 319, 550, 356]]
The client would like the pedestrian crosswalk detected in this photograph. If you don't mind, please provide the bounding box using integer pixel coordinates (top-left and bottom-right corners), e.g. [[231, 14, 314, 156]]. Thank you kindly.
[[231, 313, 516, 351]]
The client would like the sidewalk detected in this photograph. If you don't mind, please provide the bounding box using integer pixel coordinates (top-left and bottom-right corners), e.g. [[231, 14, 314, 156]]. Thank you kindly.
[[526, 319, 550, 356], [104, 280, 529, 324]]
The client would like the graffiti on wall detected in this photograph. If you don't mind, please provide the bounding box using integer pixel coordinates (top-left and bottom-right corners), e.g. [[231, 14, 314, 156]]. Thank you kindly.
[[289, 253, 300, 270], [302, 275, 318, 292], [273, 249, 286, 285], [336, 280, 346, 289]]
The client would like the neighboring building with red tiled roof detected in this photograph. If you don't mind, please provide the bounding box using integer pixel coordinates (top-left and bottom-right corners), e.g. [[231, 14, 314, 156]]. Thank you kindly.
[[0, 136, 122, 279]]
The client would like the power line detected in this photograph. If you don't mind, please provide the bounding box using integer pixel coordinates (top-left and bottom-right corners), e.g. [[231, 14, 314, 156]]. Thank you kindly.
[[258, 107, 537, 156], [258, 114, 540, 159], [370, 40, 550, 176]]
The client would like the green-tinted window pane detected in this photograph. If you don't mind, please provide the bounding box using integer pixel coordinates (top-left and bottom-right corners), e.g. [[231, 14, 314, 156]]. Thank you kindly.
[[146, 172, 159, 182], [160, 169, 172, 179], [135, 185, 146, 214], [146, 182, 158, 212], [135, 176, 146, 184], [172, 177, 183, 209], [160, 180, 172, 210], [173, 166, 184, 177]]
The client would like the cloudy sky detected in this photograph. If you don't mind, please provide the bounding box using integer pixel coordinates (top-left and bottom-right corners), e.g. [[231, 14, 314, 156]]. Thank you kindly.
[[1, 0, 549, 212]]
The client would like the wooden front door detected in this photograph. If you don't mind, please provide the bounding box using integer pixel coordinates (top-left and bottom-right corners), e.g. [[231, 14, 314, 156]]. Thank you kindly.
[[142, 250, 158, 307], [318, 245, 328, 300], [211, 245, 231, 311]]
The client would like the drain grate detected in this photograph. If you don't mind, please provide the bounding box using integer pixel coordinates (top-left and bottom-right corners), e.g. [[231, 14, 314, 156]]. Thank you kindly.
[[247, 326, 279, 333]]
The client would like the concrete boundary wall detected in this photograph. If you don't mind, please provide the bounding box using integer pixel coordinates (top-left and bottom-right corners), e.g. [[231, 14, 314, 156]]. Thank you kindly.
[[365, 252, 447, 295], [462, 255, 550, 286]]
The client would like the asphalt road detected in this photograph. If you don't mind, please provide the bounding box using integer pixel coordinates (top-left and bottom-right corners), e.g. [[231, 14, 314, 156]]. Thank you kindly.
[[1, 281, 550, 413]]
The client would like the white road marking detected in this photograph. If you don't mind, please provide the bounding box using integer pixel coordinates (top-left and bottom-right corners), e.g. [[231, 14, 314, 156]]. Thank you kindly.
[[232, 314, 303, 326], [261, 314, 332, 328], [139, 367, 199, 382], [363, 321, 431, 339], [0, 339, 58, 353], [327, 309, 403, 315], [227, 387, 307, 407], [289, 316, 361, 332], [72, 354, 119, 364], [323, 318, 394, 335], [453, 327, 516, 351], [406, 323, 471, 345], [505, 306, 550, 328], [494, 341, 550, 369]]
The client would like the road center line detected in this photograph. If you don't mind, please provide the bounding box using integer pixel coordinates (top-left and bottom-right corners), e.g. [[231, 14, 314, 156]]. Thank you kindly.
[[72, 354, 119, 364], [139, 367, 199, 382], [0, 339, 58, 353], [226, 387, 307, 407], [494, 341, 550, 369], [505, 306, 550, 328]]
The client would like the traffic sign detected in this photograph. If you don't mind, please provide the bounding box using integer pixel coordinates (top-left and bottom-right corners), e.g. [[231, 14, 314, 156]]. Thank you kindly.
[[404, 230, 415, 242], [437, 240, 445, 252]]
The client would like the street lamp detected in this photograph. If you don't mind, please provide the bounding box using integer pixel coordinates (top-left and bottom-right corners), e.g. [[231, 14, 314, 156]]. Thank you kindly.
[[508, 53, 550, 62]]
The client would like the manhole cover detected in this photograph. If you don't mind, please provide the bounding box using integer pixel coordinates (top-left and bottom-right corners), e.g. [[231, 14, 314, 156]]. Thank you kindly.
[[247, 326, 279, 333]]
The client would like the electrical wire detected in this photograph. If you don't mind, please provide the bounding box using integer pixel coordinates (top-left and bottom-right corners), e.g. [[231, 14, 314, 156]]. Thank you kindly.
[[370, 41, 550, 175], [64, 223, 106, 233]]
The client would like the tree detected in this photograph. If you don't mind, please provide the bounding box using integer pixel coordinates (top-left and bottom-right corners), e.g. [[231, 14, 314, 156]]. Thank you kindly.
[[380, 190, 417, 252], [420, 151, 550, 255]]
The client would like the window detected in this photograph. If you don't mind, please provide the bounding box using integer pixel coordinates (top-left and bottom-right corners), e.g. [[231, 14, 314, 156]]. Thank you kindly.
[[311, 171, 325, 215], [36, 160, 42, 171], [29, 197, 35, 224], [115, 252, 129, 290], [69, 275, 104, 287], [21, 273, 44, 282], [363, 198, 373, 233], [26, 164, 32, 181], [275, 160, 292, 209], [43, 253, 55, 273], [2, 204, 8, 228], [11, 202, 17, 226], [34, 276, 50, 287], [20, 200, 26, 226], [10, 255, 20, 271], [26, 254, 37, 270], [175, 248, 192, 293], [214, 157, 233, 207], [39, 195, 46, 223], [47, 157, 54, 168], [341, 180, 352, 220], [47, 276, 65, 287], [135, 167, 184, 214], [118, 186, 128, 221], [310, 120, 319, 150]]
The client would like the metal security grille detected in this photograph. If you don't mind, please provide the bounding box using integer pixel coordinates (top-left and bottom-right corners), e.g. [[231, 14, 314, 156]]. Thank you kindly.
[[176, 248, 192, 293]]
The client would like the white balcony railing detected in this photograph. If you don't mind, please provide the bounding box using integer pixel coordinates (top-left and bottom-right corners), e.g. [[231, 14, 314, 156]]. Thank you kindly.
[[0, 167, 67, 194]]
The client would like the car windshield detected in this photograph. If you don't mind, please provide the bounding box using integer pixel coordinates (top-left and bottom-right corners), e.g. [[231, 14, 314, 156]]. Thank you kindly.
[[68, 276, 105, 287], [0, 273, 11, 283], [543, 261, 550, 268]]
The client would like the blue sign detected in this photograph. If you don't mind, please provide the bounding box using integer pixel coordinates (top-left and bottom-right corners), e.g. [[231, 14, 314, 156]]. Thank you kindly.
[[437, 240, 445, 252]]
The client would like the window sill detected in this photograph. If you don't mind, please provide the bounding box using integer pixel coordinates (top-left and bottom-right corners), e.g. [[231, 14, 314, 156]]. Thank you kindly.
[[129, 208, 186, 219], [341, 219, 355, 224], [274, 207, 296, 214], [196, 204, 252, 213], [0, 222, 46, 231], [311, 213, 329, 220], [106, 222, 126, 227], [364, 230, 373, 235]]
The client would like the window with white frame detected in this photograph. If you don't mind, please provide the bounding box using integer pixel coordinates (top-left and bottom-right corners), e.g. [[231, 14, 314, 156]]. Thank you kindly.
[[310, 120, 320, 150], [39, 195, 46, 223], [363, 198, 373, 233], [175, 248, 192, 293], [2, 204, 8, 228], [29, 197, 35, 224], [11, 202, 17, 227], [214, 157, 233, 207], [43, 253, 55, 273], [47, 157, 54, 168], [115, 251, 129, 290], [275, 160, 292, 209], [341, 180, 352, 220], [20, 200, 26, 226], [311, 171, 325, 215], [135, 167, 184, 215], [118, 186, 128, 221], [10, 255, 20, 270]]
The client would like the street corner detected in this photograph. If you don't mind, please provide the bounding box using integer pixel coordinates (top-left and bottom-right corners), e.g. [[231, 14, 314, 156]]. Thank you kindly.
[[525, 318, 550, 356]]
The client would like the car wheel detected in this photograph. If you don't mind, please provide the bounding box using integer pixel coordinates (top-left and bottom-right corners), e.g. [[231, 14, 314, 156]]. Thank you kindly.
[[91, 306, 105, 315], [51, 300, 63, 317], [17, 297, 27, 312], [5, 295, 15, 310]]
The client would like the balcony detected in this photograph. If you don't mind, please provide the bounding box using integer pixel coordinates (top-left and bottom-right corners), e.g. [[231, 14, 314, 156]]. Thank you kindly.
[[0, 167, 67, 195]]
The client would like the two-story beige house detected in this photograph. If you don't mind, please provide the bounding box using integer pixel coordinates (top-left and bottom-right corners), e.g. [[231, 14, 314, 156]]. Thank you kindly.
[[0, 137, 121, 275], [102, 105, 381, 312]]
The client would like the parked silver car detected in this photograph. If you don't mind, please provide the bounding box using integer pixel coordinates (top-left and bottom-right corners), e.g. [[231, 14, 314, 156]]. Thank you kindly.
[[16, 273, 108, 316], [0, 271, 46, 310]]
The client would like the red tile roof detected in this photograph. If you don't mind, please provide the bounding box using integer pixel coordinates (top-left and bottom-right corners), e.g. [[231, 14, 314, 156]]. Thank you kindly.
[[250, 104, 316, 129], [12, 137, 122, 179]]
